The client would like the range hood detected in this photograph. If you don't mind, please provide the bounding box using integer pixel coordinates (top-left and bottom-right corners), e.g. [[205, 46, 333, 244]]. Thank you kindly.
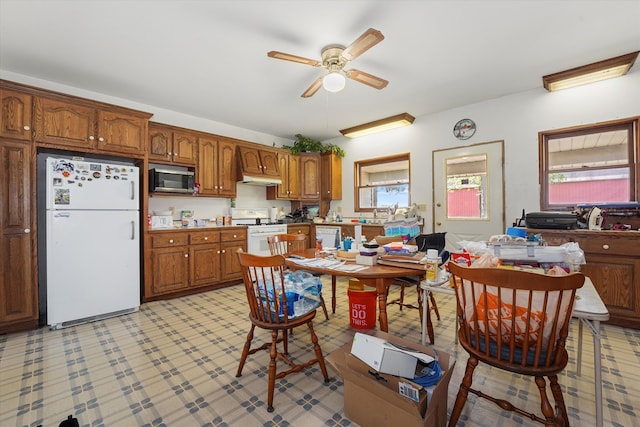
[[239, 174, 282, 186]]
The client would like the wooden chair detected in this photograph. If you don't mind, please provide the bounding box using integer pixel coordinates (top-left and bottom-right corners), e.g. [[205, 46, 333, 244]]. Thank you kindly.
[[386, 233, 449, 322], [235, 250, 330, 412], [267, 233, 329, 320], [447, 262, 584, 427]]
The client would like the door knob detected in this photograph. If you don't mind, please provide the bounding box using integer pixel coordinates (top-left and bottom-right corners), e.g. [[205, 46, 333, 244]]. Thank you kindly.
[[436, 222, 441, 226]]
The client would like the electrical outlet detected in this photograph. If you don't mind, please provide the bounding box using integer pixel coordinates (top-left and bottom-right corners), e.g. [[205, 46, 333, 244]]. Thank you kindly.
[[418, 204, 427, 211], [336, 206, 343, 213]]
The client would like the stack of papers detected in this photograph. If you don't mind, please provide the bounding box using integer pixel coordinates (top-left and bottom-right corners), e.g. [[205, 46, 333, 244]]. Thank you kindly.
[[289, 257, 370, 272]]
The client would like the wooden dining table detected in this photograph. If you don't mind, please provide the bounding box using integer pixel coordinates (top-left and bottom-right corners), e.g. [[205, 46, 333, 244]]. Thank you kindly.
[[285, 248, 424, 332]]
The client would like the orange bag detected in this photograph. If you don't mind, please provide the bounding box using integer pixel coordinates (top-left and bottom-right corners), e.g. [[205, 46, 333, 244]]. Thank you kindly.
[[472, 291, 546, 346]]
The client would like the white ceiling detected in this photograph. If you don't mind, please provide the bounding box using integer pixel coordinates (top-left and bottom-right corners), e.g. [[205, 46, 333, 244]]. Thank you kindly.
[[1, 0, 639, 142]]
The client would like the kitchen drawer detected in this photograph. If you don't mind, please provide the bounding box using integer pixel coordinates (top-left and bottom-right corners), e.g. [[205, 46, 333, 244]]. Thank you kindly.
[[575, 234, 637, 257], [190, 231, 220, 245], [151, 234, 189, 248], [221, 229, 247, 242], [288, 225, 310, 235]]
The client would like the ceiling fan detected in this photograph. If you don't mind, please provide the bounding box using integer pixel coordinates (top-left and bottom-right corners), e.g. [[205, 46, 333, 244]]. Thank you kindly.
[[267, 28, 388, 98]]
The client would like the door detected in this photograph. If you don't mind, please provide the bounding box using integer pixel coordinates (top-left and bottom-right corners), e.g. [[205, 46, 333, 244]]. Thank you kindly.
[[46, 210, 140, 326], [46, 158, 139, 210], [432, 140, 504, 249]]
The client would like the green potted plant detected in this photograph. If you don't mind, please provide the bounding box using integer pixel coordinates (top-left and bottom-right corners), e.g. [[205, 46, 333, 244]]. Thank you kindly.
[[282, 134, 345, 158]]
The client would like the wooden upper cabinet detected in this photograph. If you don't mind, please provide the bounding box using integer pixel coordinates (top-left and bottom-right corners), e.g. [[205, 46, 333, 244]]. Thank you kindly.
[[260, 149, 280, 177], [96, 110, 146, 154], [300, 152, 321, 200], [217, 138, 237, 197], [34, 97, 147, 155], [321, 152, 342, 200], [0, 89, 32, 141], [238, 146, 281, 177], [149, 123, 197, 166], [268, 151, 300, 200], [34, 97, 95, 149], [172, 131, 197, 165], [198, 135, 236, 197]]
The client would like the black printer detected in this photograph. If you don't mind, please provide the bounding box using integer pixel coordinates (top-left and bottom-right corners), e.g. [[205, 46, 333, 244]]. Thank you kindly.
[[525, 212, 578, 229]]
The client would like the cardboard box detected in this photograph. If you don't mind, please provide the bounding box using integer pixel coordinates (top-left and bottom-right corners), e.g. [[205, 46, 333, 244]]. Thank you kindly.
[[350, 332, 435, 378], [326, 330, 454, 427]]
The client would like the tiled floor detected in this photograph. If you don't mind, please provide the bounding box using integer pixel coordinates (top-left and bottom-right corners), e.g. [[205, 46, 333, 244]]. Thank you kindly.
[[1, 277, 638, 427]]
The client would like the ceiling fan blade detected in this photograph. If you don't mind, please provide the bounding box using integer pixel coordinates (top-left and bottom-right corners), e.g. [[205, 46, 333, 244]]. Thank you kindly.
[[301, 77, 324, 98], [267, 51, 321, 67], [345, 69, 388, 90], [340, 28, 384, 62]]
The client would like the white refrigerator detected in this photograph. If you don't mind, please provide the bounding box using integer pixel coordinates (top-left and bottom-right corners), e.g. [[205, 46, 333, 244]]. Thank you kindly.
[[45, 157, 140, 329]]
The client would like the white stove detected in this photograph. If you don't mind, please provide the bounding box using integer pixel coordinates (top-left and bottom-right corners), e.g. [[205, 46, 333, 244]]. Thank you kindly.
[[231, 208, 287, 255]]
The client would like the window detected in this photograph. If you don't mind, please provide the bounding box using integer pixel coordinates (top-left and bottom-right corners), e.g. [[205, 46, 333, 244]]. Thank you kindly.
[[446, 154, 488, 219], [355, 153, 410, 212], [539, 118, 638, 210]]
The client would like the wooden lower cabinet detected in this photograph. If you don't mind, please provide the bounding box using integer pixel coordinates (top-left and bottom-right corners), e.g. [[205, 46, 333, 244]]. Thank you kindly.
[[146, 228, 246, 300], [220, 229, 246, 281], [287, 224, 312, 250], [528, 229, 640, 329]]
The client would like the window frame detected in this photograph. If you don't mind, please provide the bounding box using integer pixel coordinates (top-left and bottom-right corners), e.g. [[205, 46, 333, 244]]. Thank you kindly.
[[354, 153, 411, 213], [538, 117, 639, 211]]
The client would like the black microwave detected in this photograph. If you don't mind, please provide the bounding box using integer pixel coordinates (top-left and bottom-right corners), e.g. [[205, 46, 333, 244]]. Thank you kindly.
[[149, 168, 195, 193]]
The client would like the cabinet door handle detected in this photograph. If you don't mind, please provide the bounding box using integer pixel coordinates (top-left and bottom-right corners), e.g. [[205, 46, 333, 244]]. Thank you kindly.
[[24, 228, 31, 234], [98, 137, 105, 142], [184, 253, 189, 258], [204, 236, 208, 240], [88, 135, 95, 141], [233, 234, 237, 238], [602, 244, 609, 250], [23, 125, 30, 131], [169, 239, 174, 243], [222, 249, 226, 253]]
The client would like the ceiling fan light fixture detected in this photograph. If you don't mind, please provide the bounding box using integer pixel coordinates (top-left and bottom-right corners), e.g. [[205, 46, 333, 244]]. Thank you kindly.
[[542, 51, 639, 92], [340, 113, 415, 138], [322, 71, 346, 92]]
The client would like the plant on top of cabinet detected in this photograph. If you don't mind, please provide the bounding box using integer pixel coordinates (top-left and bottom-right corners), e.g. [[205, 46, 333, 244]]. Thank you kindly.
[[282, 134, 345, 158]]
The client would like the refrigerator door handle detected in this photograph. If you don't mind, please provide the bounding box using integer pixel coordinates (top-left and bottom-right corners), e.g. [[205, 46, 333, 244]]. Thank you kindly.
[[130, 181, 135, 200], [131, 221, 136, 240]]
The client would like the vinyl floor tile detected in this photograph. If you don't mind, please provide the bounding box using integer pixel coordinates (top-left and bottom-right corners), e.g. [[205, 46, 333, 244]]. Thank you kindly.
[[1, 276, 638, 426]]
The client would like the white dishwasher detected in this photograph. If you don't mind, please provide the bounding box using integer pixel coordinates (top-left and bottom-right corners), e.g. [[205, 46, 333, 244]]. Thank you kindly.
[[315, 226, 341, 249]]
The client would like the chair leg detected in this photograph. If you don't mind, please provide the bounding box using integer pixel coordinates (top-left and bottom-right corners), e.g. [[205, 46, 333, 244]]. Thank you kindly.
[[267, 330, 278, 412], [448, 356, 478, 427], [307, 320, 330, 382], [549, 374, 569, 426], [535, 376, 557, 425], [319, 293, 330, 321], [430, 293, 441, 320], [399, 285, 405, 311], [236, 324, 255, 377], [282, 329, 289, 355]]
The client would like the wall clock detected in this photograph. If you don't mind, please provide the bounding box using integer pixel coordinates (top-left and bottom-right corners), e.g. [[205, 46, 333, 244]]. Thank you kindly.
[[453, 119, 476, 140]]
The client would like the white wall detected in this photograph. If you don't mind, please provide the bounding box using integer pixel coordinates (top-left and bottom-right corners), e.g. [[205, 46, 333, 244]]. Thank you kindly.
[[325, 70, 640, 232]]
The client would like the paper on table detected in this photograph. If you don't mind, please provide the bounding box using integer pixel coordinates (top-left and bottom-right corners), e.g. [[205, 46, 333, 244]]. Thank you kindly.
[[333, 264, 369, 272]]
